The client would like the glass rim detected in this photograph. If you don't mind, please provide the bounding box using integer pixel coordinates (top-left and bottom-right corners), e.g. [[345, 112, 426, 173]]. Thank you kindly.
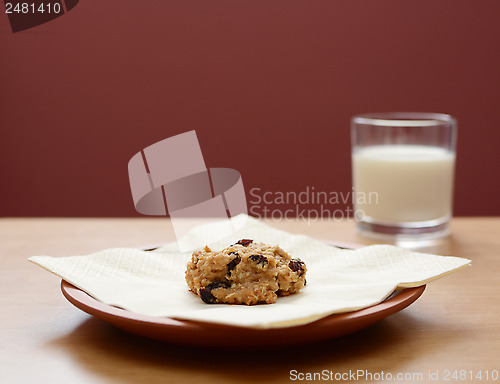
[[352, 112, 456, 127]]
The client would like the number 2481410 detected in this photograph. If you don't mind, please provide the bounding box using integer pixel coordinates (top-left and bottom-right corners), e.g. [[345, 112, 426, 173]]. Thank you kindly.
[[5, 2, 62, 14]]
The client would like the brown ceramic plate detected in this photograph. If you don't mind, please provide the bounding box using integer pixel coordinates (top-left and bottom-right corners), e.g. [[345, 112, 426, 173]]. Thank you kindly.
[[61, 240, 426, 349], [61, 282, 424, 348]]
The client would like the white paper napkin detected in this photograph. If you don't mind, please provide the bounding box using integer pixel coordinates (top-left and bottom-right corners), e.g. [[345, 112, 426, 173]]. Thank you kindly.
[[29, 214, 470, 329]]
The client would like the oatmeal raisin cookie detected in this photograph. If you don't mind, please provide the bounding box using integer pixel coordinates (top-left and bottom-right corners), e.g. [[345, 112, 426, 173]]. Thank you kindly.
[[185, 239, 307, 305]]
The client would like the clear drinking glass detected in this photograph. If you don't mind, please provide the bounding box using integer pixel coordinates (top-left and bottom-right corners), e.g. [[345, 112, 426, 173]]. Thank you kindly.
[[351, 112, 457, 241]]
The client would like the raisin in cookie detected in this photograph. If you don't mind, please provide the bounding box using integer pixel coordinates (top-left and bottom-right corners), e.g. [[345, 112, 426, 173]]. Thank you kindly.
[[185, 239, 306, 305]]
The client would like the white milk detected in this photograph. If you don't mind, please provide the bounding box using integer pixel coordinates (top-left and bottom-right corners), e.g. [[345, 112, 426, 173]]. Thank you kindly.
[[352, 145, 455, 224]]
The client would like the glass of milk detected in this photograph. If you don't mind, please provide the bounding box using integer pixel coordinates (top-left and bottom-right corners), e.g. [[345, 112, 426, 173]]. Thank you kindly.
[[351, 112, 457, 240]]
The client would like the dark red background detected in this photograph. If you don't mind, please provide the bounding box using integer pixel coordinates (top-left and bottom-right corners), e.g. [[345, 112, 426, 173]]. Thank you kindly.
[[1, 0, 499, 217]]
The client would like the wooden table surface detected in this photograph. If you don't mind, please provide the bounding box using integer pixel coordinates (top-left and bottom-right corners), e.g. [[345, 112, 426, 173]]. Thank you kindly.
[[1, 217, 499, 384]]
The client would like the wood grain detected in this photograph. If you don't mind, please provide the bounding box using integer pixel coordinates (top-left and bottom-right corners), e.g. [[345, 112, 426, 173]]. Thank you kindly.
[[1, 217, 498, 384]]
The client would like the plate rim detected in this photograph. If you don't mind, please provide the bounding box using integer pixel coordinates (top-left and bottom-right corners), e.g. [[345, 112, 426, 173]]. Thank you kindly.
[[59, 240, 427, 347], [61, 280, 425, 329]]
